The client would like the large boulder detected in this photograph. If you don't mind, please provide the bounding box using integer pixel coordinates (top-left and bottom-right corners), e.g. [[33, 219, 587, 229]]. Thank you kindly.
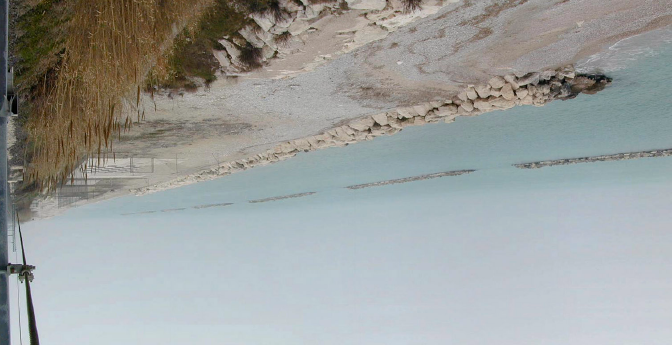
[[488, 76, 506, 89], [436, 104, 458, 117], [413, 103, 433, 116], [473, 99, 492, 111], [372, 113, 389, 126], [489, 98, 516, 109], [500, 84, 515, 101], [397, 107, 418, 119], [461, 100, 474, 112], [515, 88, 529, 99], [503, 75, 519, 90], [474, 84, 491, 98], [239, 26, 266, 48], [466, 87, 478, 100], [251, 13, 274, 32], [349, 117, 376, 131], [517, 72, 540, 86]]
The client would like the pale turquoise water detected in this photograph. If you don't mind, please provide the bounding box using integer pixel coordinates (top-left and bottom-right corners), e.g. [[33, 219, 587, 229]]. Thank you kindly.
[[20, 28, 672, 345], [65, 27, 672, 218]]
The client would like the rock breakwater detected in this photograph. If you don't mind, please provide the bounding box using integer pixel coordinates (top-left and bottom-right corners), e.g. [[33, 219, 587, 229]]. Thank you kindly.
[[514, 149, 672, 169]]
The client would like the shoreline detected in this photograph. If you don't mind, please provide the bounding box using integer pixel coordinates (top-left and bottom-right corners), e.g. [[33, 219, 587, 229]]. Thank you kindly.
[[130, 67, 609, 196], [26, 1, 672, 221]]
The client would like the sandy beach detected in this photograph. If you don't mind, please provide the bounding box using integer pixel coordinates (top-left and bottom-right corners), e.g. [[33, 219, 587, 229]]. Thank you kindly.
[[28, 0, 672, 219]]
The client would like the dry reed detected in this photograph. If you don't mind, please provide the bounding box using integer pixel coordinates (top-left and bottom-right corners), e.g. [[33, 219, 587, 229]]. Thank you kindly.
[[25, 0, 215, 188]]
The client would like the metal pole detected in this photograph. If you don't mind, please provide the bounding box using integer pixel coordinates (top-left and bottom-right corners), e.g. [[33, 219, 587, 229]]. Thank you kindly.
[[0, 0, 10, 343]]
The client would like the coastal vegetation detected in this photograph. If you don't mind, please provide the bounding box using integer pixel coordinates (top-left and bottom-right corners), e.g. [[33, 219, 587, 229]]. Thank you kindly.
[[13, 0, 347, 192]]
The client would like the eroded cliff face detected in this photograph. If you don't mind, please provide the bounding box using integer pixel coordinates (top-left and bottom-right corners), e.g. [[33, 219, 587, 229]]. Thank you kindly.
[[133, 65, 612, 195]]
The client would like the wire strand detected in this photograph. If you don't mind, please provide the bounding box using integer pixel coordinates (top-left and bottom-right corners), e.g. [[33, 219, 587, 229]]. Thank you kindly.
[[14, 210, 24, 345]]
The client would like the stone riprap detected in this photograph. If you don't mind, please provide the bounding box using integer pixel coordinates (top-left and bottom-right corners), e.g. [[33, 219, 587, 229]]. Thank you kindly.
[[248, 192, 317, 203], [346, 170, 476, 190], [132, 66, 612, 196], [514, 149, 672, 169]]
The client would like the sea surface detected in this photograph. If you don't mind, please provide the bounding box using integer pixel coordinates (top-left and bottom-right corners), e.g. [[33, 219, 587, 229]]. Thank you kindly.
[[16, 28, 672, 345]]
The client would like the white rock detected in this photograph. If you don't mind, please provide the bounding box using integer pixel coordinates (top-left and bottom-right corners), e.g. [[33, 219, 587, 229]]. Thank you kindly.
[[515, 88, 529, 99], [466, 87, 478, 100], [342, 125, 356, 136], [256, 29, 278, 50], [387, 117, 403, 129], [304, 6, 321, 20], [372, 113, 389, 126], [503, 75, 519, 90], [490, 98, 516, 109], [414, 116, 426, 125], [500, 84, 515, 101], [279, 0, 303, 12], [429, 101, 443, 108], [306, 136, 320, 148], [219, 39, 241, 63], [308, 3, 326, 14], [274, 14, 296, 29], [540, 69, 556, 80], [557, 65, 576, 79], [354, 131, 368, 141], [294, 139, 311, 151], [334, 127, 352, 141], [520, 95, 534, 105], [488, 76, 506, 89], [473, 99, 492, 111], [280, 142, 297, 153], [474, 84, 491, 98], [413, 103, 433, 116], [457, 91, 468, 102], [397, 107, 418, 119], [436, 104, 458, 117], [288, 20, 310, 36], [262, 45, 276, 60], [346, 0, 387, 11], [349, 117, 376, 131], [517, 72, 540, 86], [251, 14, 274, 32], [239, 26, 266, 48], [461, 100, 474, 112], [370, 128, 388, 137], [213, 50, 232, 69]]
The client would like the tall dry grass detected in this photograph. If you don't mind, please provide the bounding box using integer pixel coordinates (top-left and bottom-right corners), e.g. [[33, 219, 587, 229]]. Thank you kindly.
[[25, 0, 215, 188]]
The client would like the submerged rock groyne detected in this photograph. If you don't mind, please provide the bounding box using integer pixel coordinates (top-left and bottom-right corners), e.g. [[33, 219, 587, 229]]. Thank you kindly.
[[249, 192, 317, 203], [346, 170, 475, 190], [514, 149, 672, 169], [132, 65, 612, 196]]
